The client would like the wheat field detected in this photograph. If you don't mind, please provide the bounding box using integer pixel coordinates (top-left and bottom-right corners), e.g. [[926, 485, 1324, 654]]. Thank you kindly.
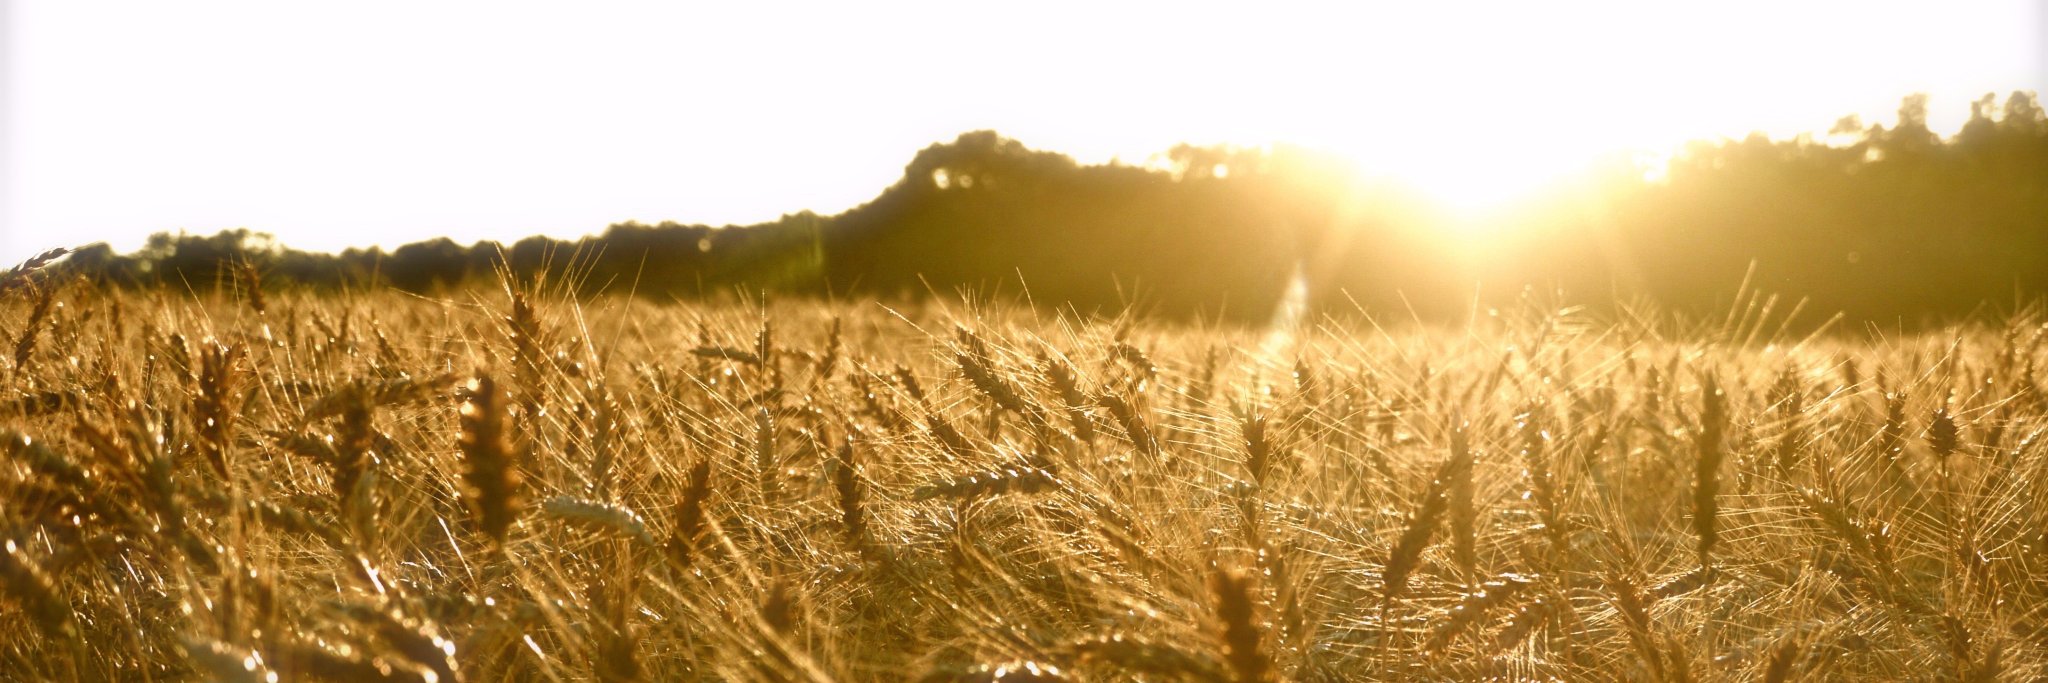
[[3, 268, 2046, 681]]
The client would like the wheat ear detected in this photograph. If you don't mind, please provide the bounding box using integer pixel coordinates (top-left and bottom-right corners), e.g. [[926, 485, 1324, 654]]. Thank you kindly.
[[1211, 567, 1274, 683], [458, 375, 524, 548]]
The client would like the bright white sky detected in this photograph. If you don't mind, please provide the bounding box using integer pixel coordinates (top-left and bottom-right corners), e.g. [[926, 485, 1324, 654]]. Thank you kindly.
[[2, 1, 2041, 264]]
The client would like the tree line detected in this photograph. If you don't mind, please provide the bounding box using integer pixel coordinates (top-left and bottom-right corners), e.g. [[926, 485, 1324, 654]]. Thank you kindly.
[[40, 91, 2048, 324]]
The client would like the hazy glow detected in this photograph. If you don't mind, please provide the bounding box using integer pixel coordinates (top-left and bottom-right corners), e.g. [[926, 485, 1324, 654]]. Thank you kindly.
[[2, 1, 2040, 263]]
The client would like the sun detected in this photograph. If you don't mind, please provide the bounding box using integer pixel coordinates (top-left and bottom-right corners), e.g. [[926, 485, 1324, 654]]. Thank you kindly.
[[1314, 132, 1602, 232]]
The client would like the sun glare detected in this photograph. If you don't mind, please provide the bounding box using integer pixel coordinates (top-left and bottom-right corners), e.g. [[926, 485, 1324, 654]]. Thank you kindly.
[[1380, 151, 1574, 218], [1296, 131, 1602, 236]]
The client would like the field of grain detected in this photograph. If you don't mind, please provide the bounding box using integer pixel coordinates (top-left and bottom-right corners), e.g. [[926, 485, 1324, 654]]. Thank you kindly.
[[3, 271, 2046, 681]]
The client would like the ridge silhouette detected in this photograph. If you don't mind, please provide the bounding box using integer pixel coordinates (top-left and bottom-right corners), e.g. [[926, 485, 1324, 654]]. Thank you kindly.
[[42, 92, 2048, 324]]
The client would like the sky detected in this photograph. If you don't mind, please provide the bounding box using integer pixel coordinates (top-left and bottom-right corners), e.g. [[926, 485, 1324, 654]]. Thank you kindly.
[[1, 1, 2041, 265]]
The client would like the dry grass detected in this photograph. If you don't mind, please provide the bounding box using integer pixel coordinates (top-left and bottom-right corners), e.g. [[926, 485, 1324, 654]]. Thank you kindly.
[[4, 273, 2048, 681]]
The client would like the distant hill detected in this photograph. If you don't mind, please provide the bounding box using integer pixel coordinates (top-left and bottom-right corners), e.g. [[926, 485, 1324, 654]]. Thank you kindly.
[[41, 92, 2048, 323]]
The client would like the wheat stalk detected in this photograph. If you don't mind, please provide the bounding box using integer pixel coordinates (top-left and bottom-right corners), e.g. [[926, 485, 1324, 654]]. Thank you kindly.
[[668, 457, 712, 567], [192, 342, 244, 478], [1425, 573, 1535, 654], [0, 538, 74, 639], [458, 375, 524, 548], [365, 606, 460, 683], [1693, 373, 1726, 569], [1602, 568, 1668, 683], [1210, 567, 1274, 683], [954, 326, 1047, 425], [913, 465, 1058, 501], [1069, 632, 1227, 682], [1040, 352, 1097, 442], [0, 247, 69, 295], [10, 281, 56, 382], [333, 387, 376, 529], [833, 433, 872, 558], [542, 496, 653, 545], [1099, 389, 1161, 461], [1447, 420, 1477, 582], [1241, 410, 1279, 487], [1385, 422, 1473, 600], [182, 638, 273, 683], [1761, 634, 1801, 683]]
